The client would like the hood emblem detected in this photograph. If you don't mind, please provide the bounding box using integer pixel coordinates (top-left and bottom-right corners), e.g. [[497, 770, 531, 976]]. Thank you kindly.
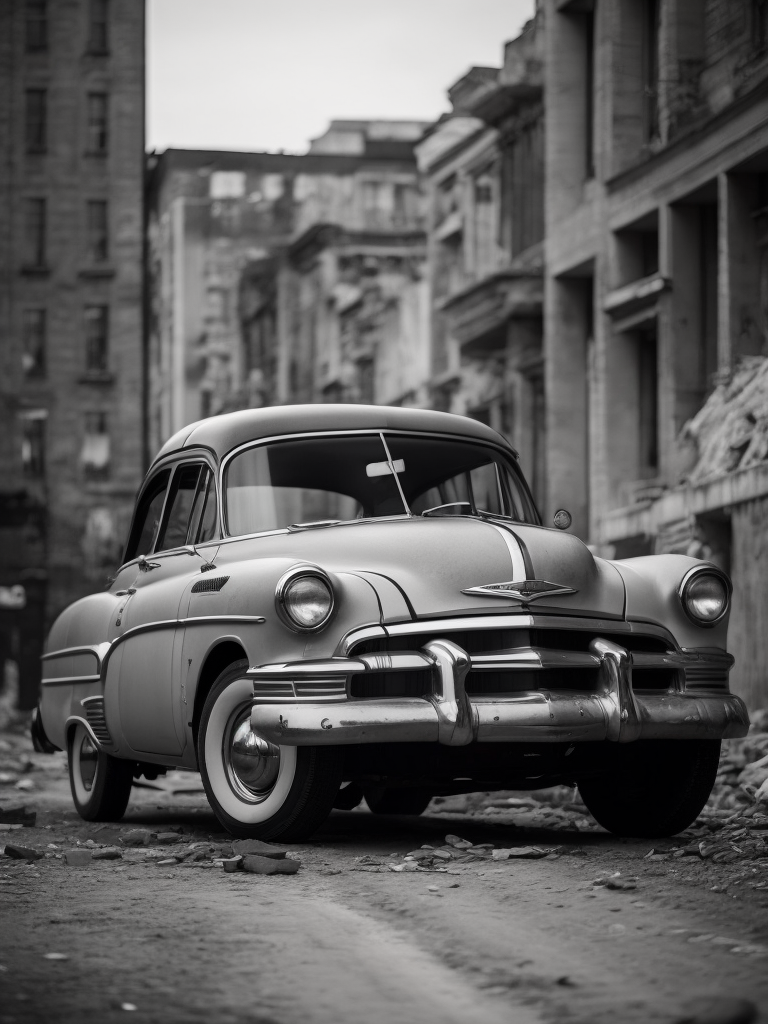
[[462, 579, 578, 602]]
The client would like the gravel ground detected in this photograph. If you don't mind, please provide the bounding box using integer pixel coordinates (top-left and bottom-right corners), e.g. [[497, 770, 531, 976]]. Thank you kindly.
[[1, 722, 768, 1024]]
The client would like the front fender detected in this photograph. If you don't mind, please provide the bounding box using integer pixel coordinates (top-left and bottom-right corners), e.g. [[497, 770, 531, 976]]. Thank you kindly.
[[613, 554, 730, 649]]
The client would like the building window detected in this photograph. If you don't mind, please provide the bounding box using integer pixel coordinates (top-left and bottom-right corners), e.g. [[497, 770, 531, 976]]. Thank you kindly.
[[86, 200, 108, 262], [20, 411, 46, 478], [638, 324, 659, 473], [585, 8, 595, 178], [642, 0, 660, 143], [755, 0, 768, 51], [87, 0, 108, 54], [86, 93, 108, 154], [23, 197, 46, 267], [81, 412, 110, 479], [25, 0, 47, 52], [22, 309, 46, 376], [84, 306, 108, 371], [25, 89, 47, 153]]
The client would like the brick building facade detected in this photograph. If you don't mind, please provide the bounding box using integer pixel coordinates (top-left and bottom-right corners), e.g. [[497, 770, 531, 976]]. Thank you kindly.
[[0, 0, 145, 707]]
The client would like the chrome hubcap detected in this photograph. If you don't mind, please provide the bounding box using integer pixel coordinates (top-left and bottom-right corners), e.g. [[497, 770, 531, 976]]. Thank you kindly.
[[78, 734, 98, 792], [225, 710, 281, 803]]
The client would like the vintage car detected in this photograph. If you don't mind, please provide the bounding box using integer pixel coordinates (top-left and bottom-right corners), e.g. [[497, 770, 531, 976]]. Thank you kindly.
[[33, 404, 749, 840]]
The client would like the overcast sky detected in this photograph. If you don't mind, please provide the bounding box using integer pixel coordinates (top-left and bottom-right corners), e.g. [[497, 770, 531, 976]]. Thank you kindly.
[[147, 0, 535, 154]]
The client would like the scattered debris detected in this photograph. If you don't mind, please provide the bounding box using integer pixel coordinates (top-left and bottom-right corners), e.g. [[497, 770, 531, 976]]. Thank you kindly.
[[63, 849, 92, 866], [491, 847, 559, 861], [119, 830, 152, 847], [156, 832, 182, 845], [231, 839, 287, 859], [92, 847, 122, 861], [3, 844, 43, 861], [241, 854, 300, 875]]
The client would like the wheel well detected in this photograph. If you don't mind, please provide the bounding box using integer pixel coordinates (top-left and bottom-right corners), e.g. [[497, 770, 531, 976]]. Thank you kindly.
[[192, 641, 248, 743]]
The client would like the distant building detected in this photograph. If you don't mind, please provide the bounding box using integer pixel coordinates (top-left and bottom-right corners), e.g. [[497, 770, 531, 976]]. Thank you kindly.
[[146, 120, 428, 449], [416, 13, 545, 505], [0, 0, 145, 707], [544, 0, 768, 706]]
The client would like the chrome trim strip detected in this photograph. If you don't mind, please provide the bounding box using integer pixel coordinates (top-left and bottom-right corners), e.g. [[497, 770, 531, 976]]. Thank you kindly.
[[336, 623, 387, 657], [483, 522, 526, 580], [41, 674, 100, 687], [41, 643, 110, 665], [64, 715, 108, 750]]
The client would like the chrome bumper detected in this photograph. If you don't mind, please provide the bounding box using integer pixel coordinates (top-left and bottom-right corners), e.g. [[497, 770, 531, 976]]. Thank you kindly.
[[248, 638, 749, 747]]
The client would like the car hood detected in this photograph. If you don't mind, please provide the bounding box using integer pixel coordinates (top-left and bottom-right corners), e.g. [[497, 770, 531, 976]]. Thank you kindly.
[[231, 517, 625, 621]]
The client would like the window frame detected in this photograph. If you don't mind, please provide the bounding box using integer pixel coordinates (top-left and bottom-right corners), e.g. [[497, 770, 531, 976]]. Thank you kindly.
[[121, 451, 220, 568]]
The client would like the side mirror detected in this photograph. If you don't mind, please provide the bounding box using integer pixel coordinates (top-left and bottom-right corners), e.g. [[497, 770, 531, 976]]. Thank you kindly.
[[553, 509, 572, 530]]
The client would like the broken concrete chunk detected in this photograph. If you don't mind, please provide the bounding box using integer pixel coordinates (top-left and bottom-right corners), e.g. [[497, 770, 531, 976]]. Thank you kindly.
[[156, 832, 182, 845], [0, 805, 36, 827], [490, 846, 556, 860], [231, 839, 287, 859], [119, 830, 152, 847], [222, 856, 243, 873], [4, 844, 44, 861], [92, 847, 122, 861], [241, 854, 300, 875], [64, 849, 93, 866], [444, 835, 472, 848]]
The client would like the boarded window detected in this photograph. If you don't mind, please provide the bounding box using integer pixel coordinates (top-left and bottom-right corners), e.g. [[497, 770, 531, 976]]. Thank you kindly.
[[81, 411, 110, 479], [25, 0, 47, 52], [84, 306, 108, 371], [87, 93, 108, 153], [86, 200, 108, 261], [22, 309, 46, 376], [25, 89, 46, 152], [24, 198, 46, 267]]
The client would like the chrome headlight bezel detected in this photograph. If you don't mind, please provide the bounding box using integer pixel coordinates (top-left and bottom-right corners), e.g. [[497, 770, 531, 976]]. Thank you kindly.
[[678, 566, 731, 628], [275, 564, 335, 634]]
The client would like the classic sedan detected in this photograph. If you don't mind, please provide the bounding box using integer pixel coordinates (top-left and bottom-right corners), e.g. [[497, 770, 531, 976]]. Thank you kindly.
[[33, 404, 749, 839]]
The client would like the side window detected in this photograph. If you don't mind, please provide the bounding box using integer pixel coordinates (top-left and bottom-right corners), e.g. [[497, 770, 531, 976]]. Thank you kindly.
[[124, 469, 171, 563], [155, 464, 204, 552], [189, 469, 218, 544]]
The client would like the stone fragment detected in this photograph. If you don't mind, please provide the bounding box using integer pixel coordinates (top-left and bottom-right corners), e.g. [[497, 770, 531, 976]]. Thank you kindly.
[[64, 849, 93, 866], [491, 846, 556, 860], [43, 953, 69, 961], [3, 844, 43, 861], [231, 839, 288, 859], [92, 847, 122, 860], [444, 834, 472, 848], [155, 858, 177, 866], [605, 878, 637, 891], [120, 830, 152, 847], [0, 805, 36, 826], [222, 856, 242, 873], [156, 833, 182, 845], [241, 854, 300, 875]]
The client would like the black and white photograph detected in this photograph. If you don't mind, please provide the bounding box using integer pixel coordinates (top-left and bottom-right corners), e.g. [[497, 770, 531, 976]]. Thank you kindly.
[[1, 1, 768, 1021]]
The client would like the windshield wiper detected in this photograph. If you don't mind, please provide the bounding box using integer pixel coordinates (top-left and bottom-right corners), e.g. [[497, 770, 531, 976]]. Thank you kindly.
[[288, 519, 342, 531]]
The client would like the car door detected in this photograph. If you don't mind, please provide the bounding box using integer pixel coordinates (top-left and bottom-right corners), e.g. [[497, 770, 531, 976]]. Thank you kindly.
[[112, 459, 218, 757]]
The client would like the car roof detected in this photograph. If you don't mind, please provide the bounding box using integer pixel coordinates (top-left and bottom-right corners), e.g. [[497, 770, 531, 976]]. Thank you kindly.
[[153, 404, 517, 465]]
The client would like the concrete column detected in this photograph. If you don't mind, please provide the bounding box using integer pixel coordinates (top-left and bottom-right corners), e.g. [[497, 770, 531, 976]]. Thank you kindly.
[[718, 172, 763, 370], [544, 275, 590, 538]]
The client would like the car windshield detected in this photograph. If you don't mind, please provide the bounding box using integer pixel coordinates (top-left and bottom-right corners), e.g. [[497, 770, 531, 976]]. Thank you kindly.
[[224, 432, 537, 537]]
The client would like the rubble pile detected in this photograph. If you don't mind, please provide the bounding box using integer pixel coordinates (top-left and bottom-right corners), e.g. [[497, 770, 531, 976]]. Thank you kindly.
[[678, 355, 768, 485], [376, 833, 560, 873]]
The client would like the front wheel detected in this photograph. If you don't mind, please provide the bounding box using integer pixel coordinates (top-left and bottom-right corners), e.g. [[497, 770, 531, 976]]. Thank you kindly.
[[198, 661, 343, 841], [68, 722, 134, 822], [578, 739, 721, 838]]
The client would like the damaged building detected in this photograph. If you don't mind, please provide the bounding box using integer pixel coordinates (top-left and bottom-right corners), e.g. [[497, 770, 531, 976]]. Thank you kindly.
[[544, 0, 768, 704], [0, 0, 145, 707]]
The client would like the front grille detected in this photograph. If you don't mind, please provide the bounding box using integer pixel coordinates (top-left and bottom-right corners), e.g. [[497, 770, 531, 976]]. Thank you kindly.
[[252, 681, 295, 699], [191, 575, 229, 593], [294, 677, 347, 699], [633, 669, 677, 692], [81, 696, 111, 744], [350, 670, 433, 700], [466, 668, 600, 696], [685, 666, 729, 692]]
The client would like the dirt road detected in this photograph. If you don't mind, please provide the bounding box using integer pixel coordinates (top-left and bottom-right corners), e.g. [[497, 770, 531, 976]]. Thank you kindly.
[[2, 747, 768, 1024]]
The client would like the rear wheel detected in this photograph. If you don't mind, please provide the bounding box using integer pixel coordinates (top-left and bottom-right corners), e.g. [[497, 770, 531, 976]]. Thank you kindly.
[[198, 661, 343, 840], [364, 785, 433, 816], [68, 722, 134, 822], [578, 739, 721, 837]]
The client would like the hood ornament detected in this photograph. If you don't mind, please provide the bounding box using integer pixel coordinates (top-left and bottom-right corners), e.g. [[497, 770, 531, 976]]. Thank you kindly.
[[462, 579, 577, 602]]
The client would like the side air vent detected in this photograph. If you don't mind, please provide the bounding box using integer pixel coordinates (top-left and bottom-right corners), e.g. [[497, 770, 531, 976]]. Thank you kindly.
[[191, 575, 230, 594], [80, 695, 112, 744]]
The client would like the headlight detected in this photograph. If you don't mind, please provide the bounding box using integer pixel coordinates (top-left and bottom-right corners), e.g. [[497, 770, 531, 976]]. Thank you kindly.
[[276, 567, 334, 632], [680, 569, 730, 626]]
